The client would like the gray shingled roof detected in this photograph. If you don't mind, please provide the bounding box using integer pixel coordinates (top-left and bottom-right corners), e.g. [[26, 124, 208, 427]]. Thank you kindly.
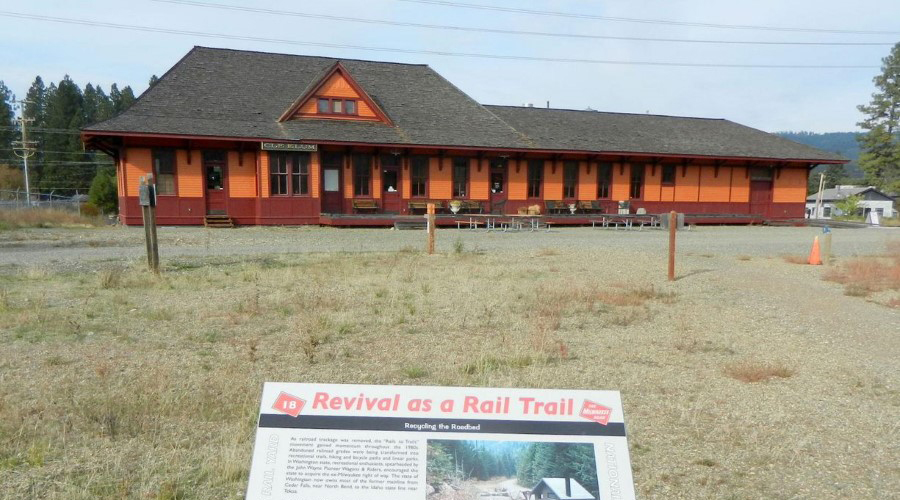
[[485, 105, 843, 161], [85, 46, 844, 162]]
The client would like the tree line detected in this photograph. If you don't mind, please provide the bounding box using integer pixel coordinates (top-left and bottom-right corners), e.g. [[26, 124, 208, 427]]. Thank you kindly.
[[0, 75, 155, 198], [516, 442, 598, 496], [426, 440, 519, 486]]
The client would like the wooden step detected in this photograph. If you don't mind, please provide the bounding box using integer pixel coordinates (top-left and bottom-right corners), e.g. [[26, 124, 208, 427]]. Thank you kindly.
[[204, 215, 234, 228]]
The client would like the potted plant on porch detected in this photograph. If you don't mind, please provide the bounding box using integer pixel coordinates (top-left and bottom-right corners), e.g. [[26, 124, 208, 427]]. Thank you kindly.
[[449, 200, 462, 214]]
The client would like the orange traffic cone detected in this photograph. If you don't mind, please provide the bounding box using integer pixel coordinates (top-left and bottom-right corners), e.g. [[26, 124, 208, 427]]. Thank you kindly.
[[807, 236, 823, 265]]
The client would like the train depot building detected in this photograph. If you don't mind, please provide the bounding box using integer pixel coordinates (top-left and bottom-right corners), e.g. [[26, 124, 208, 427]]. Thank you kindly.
[[82, 46, 846, 226]]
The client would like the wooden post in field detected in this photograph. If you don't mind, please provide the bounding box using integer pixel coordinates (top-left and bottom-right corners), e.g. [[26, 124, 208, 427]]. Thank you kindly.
[[822, 227, 832, 265], [668, 211, 677, 281], [426, 202, 436, 254], [139, 175, 160, 274]]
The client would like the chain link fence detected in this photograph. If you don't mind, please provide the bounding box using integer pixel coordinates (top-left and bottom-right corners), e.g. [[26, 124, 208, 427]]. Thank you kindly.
[[0, 189, 86, 213]]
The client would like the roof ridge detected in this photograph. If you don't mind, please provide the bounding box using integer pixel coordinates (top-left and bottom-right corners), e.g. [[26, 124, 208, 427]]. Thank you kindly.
[[483, 104, 727, 121], [192, 45, 430, 67]]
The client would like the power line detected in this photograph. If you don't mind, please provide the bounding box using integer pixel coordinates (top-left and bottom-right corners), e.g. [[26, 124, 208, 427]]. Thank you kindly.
[[0, 125, 83, 135], [401, 0, 900, 35], [0, 11, 881, 69], [152, 0, 895, 47]]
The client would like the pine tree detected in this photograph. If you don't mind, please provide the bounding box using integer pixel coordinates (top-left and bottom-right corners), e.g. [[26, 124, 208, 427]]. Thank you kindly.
[[40, 75, 88, 193], [0, 81, 16, 165], [94, 85, 115, 122], [148, 74, 160, 88], [82, 83, 100, 126], [857, 42, 900, 193]]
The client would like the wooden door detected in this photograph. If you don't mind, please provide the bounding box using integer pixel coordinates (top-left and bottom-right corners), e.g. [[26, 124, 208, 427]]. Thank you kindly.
[[750, 180, 772, 218], [489, 158, 508, 214], [381, 155, 401, 214], [203, 151, 227, 215], [321, 152, 343, 214]]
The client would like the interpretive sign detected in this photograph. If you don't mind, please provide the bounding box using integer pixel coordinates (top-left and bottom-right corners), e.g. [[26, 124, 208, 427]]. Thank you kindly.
[[246, 383, 635, 500], [261, 142, 318, 152]]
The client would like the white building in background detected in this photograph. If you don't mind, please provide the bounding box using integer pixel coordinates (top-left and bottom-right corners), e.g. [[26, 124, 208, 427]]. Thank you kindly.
[[806, 185, 896, 219]]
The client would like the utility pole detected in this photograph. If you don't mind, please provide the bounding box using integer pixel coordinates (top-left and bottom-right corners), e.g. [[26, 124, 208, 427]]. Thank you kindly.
[[12, 99, 36, 207]]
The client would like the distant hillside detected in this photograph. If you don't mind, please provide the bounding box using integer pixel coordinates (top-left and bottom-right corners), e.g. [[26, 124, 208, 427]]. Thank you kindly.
[[774, 131, 863, 178]]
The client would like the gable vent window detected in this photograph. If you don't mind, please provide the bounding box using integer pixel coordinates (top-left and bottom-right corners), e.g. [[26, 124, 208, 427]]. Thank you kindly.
[[317, 98, 358, 116]]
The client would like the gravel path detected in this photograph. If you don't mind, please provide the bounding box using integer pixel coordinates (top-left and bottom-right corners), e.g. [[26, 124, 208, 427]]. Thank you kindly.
[[0, 225, 896, 272]]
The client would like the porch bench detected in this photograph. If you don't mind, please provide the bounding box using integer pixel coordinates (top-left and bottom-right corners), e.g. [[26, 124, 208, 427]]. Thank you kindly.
[[544, 200, 567, 215], [460, 200, 483, 214], [352, 199, 379, 213], [408, 200, 444, 213]]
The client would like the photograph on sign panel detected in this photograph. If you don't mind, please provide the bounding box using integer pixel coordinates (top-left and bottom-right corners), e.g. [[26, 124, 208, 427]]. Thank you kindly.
[[426, 439, 599, 500]]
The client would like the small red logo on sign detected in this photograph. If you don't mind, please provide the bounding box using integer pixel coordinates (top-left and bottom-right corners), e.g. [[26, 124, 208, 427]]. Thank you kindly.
[[580, 400, 612, 425], [272, 392, 305, 417]]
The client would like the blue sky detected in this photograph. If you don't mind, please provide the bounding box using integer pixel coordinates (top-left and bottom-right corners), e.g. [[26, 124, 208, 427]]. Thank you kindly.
[[2, 0, 898, 132]]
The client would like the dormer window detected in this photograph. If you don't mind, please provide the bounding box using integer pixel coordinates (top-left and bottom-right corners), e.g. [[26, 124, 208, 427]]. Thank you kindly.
[[317, 98, 358, 116]]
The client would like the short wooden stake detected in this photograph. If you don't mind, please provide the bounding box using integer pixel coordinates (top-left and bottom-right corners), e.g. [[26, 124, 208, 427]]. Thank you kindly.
[[822, 230, 832, 265], [668, 211, 677, 281], [426, 203, 436, 255]]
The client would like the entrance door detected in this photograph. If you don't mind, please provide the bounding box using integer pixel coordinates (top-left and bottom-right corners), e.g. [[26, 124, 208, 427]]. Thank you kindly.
[[203, 151, 227, 214], [321, 152, 343, 214], [381, 155, 401, 214], [489, 158, 507, 214]]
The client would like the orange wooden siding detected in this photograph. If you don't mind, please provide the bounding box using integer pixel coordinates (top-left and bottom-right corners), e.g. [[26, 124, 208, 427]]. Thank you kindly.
[[730, 167, 750, 202], [176, 150, 202, 197], [698, 166, 731, 202], [577, 161, 595, 200], [372, 157, 381, 199], [343, 156, 353, 199], [508, 159, 527, 200], [611, 163, 630, 201], [319, 73, 360, 98], [674, 165, 700, 202], [544, 160, 563, 200], [401, 157, 411, 198], [310, 152, 320, 198], [429, 157, 452, 199], [259, 152, 270, 198], [227, 151, 257, 198], [471, 158, 489, 200], [773, 168, 808, 203], [124, 148, 151, 196], [644, 164, 661, 202]]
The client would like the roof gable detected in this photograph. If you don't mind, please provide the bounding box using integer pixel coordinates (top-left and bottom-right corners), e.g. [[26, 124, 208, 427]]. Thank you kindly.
[[278, 62, 392, 125]]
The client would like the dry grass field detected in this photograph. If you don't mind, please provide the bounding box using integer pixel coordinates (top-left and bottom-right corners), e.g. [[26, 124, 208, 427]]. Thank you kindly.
[[0, 225, 897, 499]]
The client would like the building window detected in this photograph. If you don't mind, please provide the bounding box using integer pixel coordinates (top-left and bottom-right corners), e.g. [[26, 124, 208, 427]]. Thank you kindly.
[[661, 164, 676, 185], [270, 153, 289, 195], [597, 162, 612, 199], [291, 153, 310, 195], [411, 156, 428, 197], [823, 206, 832, 217], [153, 149, 176, 195], [452, 157, 469, 198], [563, 161, 578, 199], [527, 159, 543, 198], [630, 165, 644, 199], [353, 154, 371, 196], [317, 97, 358, 116]]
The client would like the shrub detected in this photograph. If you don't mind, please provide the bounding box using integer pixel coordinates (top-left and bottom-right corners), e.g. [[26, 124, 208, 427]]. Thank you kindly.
[[88, 168, 118, 215], [80, 202, 100, 217], [724, 361, 794, 383]]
